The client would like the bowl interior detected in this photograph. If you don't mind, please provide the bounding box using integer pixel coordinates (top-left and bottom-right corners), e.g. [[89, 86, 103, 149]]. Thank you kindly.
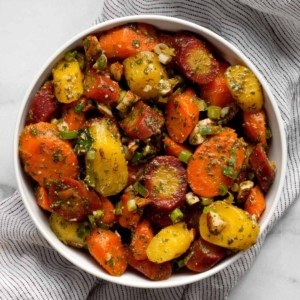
[[14, 15, 286, 288]]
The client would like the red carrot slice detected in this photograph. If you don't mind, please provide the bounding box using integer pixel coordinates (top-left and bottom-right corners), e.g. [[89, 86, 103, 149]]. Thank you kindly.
[[174, 33, 219, 85], [144, 156, 187, 211]]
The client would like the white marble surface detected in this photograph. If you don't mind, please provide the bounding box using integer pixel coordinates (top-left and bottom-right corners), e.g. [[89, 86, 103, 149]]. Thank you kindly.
[[1, 0, 299, 299]]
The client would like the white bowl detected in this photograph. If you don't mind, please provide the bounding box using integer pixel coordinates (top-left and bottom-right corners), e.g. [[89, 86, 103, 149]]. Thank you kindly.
[[14, 15, 287, 288]]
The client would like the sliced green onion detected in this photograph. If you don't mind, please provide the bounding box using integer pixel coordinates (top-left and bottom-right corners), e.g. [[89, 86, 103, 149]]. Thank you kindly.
[[170, 208, 184, 223], [96, 54, 107, 71], [131, 151, 144, 165], [207, 106, 221, 119], [64, 50, 77, 61], [88, 215, 96, 228], [199, 125, 221, 136], [195, 98, 207, 111], [178, 150, 193, 164], [133, 182, 148, 197], [201, 197, 213, 206], [118, 90, 127, 102], [158, 96, 169, 103], [230, 148, 237, 155], [51, 118, 58, 125], [224, 192, 234, 204], [76, 224, 91, 238], [58, 130, 78, 139], [76, 52, 85, 70], [244, 145, 254, 166], [84, 158, 96, 188], [248, 172, 255, 180], [74, 102, 84, 113], [203, 206, 216, 214], [227, 156, 236, 167], [93, 209, 104, 220], [127, 199, 137, 212], [222, 166, 238, 179], [172, 258, 185, 271], [86, 149, 96, 161], [266, 127, 272, 139], [231, 183, 240, 192], [115, 201, 123, 216], [219, 184, 228, 196]]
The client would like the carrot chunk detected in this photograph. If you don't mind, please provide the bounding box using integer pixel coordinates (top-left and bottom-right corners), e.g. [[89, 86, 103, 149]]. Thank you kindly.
[[244, 185, 266, 220], [61, 98, 88, 131], [126, 246, 172, 281], [130, 219, 154, 261], [48, 177, 102, 221], [187, 129, 246, 198], [120, 101, 164, 141], [200, 62, 235, 107], [118, 192, 142, 229], [243, 110, 267, 147], [163, 136, 192, 158], [26, 81, 58, 124], [35, 186, 52, 212], [101, 196, 116, 225], [19, 122, 79, 186], [185, 237, 227, 273], [83, 70, 120, 106], [249, 144, 275, 192], [87, 228, 127, 276], [166, 88, 199, 143], [83, 35, 102, 61], [99, 23, 157, 59]]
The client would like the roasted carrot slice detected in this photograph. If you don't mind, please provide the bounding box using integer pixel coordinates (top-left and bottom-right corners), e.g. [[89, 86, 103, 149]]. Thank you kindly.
[[26, 81, 58, 124], [101, 196, 116, 225], [157, 32, 175, 48], [249, 144, 275, 192], [244, 185, 266, 220], [144, 206, 173, 229], [83, 35, 102, 61], [99, 23, 157, 59], [144, 156, 187, 211], [118, 192, 142, 229], [135, 197, 152, 208], [120, 101, 164, 141], [125, 246, 172, 281], [243, 110, 267, 147], [166, 88, 199, 143], [185, 237, 227, 273], [187, 129, 246, 198], [83, 69, 120, 106], [87, 228, 127, 276], [19, 122, 79, 186], [127, 164, 145, 187], [61, 98, 89, 131], [163, 136, 192, 158], [48, 177, 102, 221], [35, 186, 52, 212], [174, 33, 219, 85], [200, 62, 235, 107], [130, 219, 154, 261]]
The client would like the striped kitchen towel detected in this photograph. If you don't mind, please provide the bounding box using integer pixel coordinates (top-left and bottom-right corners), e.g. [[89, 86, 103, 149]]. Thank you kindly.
[[1, 0, 300, 299]]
